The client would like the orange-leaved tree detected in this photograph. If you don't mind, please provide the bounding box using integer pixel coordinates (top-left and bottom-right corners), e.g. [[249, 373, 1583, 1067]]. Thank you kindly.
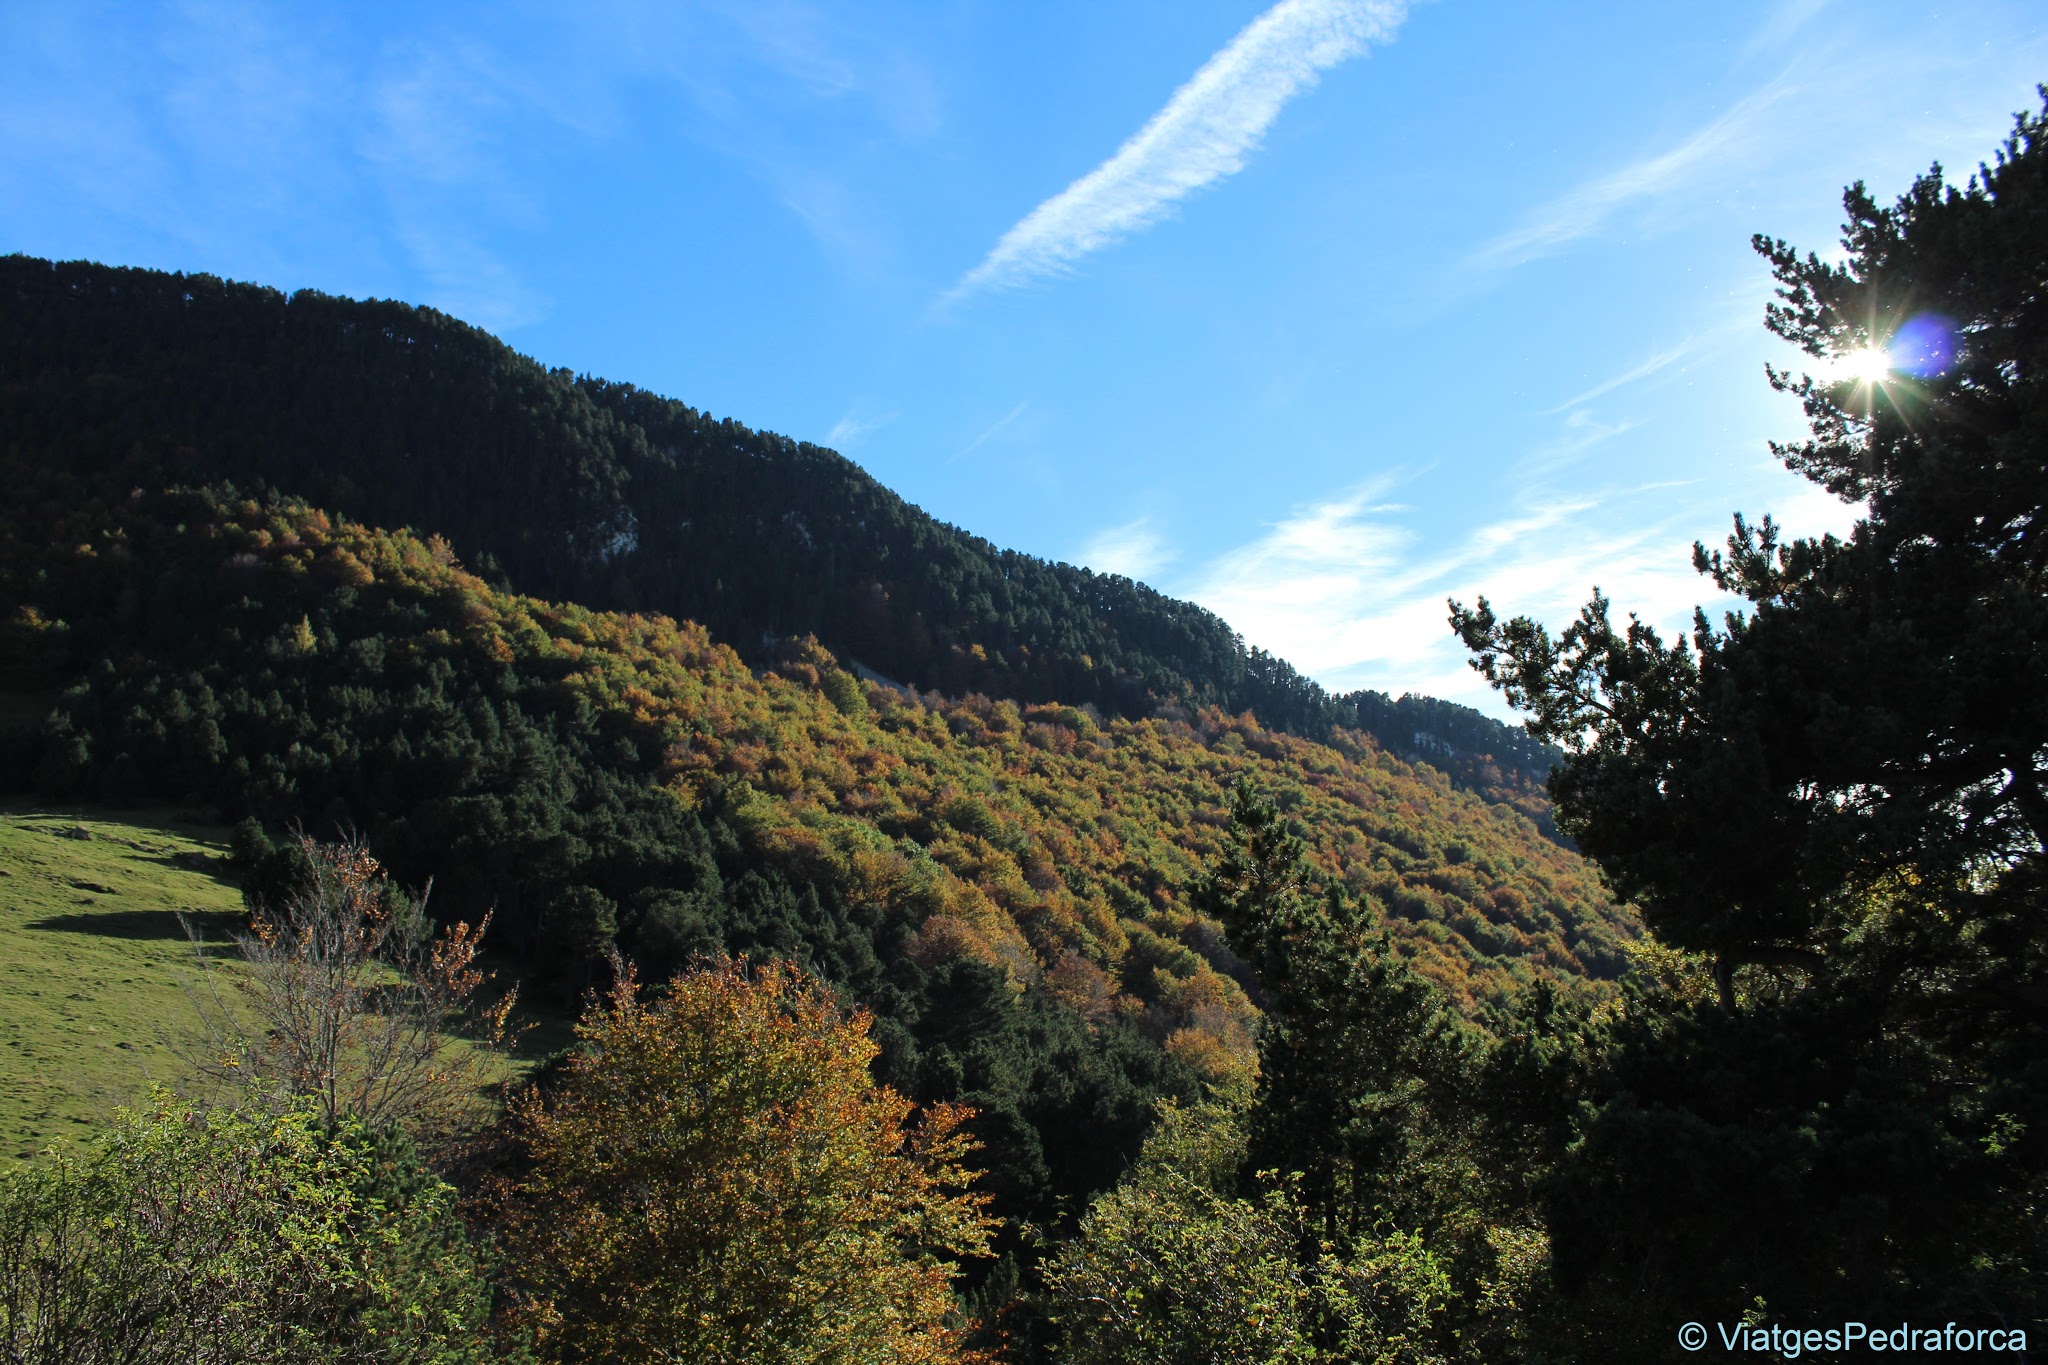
[[500, 958, 994, 1364]]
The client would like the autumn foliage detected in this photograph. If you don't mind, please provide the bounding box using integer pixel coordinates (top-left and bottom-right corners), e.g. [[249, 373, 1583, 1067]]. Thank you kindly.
[[499, 959, 994, 1364], [0, 452, 1630, 1290], [4, 476, 1626, 1033]]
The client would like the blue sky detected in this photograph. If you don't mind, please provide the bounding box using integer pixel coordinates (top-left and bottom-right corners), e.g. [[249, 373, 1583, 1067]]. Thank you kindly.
[[5, 1, 2043, 713]]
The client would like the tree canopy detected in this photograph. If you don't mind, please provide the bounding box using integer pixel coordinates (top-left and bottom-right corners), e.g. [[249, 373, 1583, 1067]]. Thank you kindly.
[[0, 1093, 499, 1364]]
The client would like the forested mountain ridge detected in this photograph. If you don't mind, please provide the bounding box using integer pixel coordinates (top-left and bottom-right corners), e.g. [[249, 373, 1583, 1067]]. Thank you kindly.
[[0, 460, 1624, 1016], [0, 253, 1558, 805]]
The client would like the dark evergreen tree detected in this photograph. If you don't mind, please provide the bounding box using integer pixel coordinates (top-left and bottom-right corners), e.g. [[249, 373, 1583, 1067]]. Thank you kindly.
[[1198, 781, 1474, 1239], [1451, 92, 2048, 1344]]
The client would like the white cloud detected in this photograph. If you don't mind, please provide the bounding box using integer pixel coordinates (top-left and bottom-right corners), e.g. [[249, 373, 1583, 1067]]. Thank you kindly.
[[1742, 0, 1832, 62], [1078, 517, 1178, 584], [826, 407, 895, 450], [1179, 466, 1863, 716], [678, 0, 943, 138], [386, 221, 549, 332], [1185, 492, 1676, 708], [1472, 75, 1794, 271], [363, 42, 557, 329], [945, 0, 1407, 304], [1516, 409, 1640, 479], [1541, 340, 1695, 414]]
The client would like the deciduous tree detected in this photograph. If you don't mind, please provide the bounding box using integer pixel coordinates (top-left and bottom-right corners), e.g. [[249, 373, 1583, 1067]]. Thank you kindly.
[[185, 832, 520, 1139], [0, 1092, 499, 1364], [499, 958, 994, 1364]]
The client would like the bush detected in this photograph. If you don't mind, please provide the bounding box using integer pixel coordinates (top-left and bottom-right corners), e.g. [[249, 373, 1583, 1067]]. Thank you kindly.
[[0, 1092, 500, 1364]]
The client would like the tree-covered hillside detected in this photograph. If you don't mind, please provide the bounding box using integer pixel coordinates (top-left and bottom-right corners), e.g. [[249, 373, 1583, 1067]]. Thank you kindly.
[[0, 444, 1627, 1264], [0, 254, 1556, 799]]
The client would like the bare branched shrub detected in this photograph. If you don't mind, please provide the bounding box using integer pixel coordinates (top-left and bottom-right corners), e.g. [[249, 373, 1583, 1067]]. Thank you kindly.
[[182, 832, 522, 1138]]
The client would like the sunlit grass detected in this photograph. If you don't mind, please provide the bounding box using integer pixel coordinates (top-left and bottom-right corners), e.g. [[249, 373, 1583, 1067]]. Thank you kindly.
[[0, 803, 574, 1166], [0, 803, 245, 1165]]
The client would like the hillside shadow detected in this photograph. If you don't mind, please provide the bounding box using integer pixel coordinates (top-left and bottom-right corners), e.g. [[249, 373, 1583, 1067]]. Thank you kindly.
[[27, 909, 244, 942], [133, 848, 241, 882]]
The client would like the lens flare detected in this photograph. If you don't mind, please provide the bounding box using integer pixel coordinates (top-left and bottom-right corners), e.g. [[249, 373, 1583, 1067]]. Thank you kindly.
[[1889, 313, 1958, 378]]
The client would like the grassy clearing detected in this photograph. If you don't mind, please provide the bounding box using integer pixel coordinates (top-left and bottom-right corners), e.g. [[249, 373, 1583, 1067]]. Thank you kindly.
[[0, 803, 575, 1166], [0, 802, 246, 1166]]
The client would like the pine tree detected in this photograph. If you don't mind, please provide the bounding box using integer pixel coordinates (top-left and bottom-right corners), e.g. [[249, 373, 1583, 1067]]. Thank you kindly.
[[1199, 781, 1473, 1246], [1450, 91, 2048, 1335]]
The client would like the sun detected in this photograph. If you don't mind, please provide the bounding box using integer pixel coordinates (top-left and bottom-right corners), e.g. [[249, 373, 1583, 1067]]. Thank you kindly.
[[1833, 347, 1893, 384]]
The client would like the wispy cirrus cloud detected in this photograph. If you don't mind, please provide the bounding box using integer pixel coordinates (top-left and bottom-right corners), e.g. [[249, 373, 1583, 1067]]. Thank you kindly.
[[1179, 467, 1863, 714], [1515, 409, 1640, 479], [826, 406, 895, 450], [1184, 483, 1695, 709], [956, 401, 1030, 458], [1472, 75, 1794, 271], [1742, 0, 1832, 62], [944, 0, 1407, 305], [1539, 338, 1699, 415]]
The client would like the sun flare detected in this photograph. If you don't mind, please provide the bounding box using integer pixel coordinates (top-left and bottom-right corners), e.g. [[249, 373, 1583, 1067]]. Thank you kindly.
[[1834, 347, 1892, 384]]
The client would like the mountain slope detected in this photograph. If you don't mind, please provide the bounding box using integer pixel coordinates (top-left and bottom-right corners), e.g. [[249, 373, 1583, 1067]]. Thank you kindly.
[[0, 254, 1558, 799], [0, 255, 1632, 1255], [1, 455, 1630, 1235], [3, 468, 1627, 1013]]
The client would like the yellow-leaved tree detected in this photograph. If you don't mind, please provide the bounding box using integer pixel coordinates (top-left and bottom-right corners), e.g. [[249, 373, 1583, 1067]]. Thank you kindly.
[[500, 958, 993, 1364]]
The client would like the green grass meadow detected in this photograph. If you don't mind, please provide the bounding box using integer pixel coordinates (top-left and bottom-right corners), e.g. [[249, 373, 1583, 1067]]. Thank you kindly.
[[0, 801, 574, 1167], [0, 803, 246, 1165]]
